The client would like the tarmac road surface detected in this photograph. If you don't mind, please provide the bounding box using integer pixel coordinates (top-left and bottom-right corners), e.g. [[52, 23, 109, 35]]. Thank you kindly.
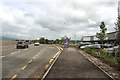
[[45, 48, 113, 80], [2, 44, 59, 79]]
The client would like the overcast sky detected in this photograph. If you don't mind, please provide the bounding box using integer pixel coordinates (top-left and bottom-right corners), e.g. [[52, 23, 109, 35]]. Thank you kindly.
[[0, 0, 119, 40]]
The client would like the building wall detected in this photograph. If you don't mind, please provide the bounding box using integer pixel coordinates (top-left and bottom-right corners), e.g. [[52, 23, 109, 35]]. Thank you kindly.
[[82, 36, 91, 41], [82, 32, 116, 43], [107, 32, 116, 40]]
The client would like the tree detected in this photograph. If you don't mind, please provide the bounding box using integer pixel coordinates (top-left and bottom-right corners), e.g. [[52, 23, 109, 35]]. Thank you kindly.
[[55, 39, 60, 44], [115, 2, 120, 57], [59, 37, 64, 44], [96, 21, 107, 49], [39, 37, 45, 44], [45, 39, 49, 44]]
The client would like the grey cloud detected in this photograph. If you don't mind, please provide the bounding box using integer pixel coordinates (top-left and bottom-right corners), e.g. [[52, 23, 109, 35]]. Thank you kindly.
[[2, 21, 21, 33], [1, 0, 118, 40]]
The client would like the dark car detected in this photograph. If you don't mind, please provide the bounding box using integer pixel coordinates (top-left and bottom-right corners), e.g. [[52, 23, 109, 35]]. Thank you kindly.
[[16, 41, 28, 49]]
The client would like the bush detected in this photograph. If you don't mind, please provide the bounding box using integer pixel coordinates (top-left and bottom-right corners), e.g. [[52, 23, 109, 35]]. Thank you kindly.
[[84, 47, 118, 67]]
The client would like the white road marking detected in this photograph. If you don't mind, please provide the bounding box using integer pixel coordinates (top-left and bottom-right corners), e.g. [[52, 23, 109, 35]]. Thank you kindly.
[[35, 54, 38, 57], [11, 74, 17, 80], [11, 52, 17, 55], [41, 46, 62, 80], [0, 56, 5, 58], [21, 65, 27, 70], [18, 51, 20, 52], [33, 56, 36, 59], [28, 60, 33, 64], [24, 49, 27, 50]]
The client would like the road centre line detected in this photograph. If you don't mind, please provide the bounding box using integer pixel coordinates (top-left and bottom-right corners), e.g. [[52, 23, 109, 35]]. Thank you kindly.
[[21, 65, 27, 70], [28, 60, 33, 64], [0, 56, 5, 58], [33, 56, 36, 59], [10, 74, 17, 80], [18, 51, 21, 52], [11, 52, 17, 55], [35, 54, 38, 57]]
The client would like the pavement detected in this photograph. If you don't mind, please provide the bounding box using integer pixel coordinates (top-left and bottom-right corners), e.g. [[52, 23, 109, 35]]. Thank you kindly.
[[45, 48, 113, 80]]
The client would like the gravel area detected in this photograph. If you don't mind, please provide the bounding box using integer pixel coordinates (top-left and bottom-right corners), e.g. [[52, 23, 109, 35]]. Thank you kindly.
[[79, 50, 119, 80]]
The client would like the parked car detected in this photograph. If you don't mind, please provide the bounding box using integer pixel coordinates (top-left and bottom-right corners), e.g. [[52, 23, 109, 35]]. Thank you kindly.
[[93, 44, 101, 49], [34, 42, 40, 46], [103, 44, 113, 48], [106, 45, 119, 55], [77, 42, 92, 48], [16, 41, 28, 49], [80, 44, 94, 49]]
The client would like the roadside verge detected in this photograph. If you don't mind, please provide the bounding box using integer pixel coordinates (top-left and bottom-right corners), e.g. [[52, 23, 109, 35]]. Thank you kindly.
[[79, 50, 119, 80]]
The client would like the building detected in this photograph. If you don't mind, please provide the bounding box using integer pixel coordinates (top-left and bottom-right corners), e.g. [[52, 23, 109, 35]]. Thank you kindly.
[[81, 32, 117, 44]]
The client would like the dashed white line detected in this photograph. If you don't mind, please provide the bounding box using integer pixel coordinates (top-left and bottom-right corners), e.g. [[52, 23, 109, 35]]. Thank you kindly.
[[0, 56, 5, 58], [33, 56, 36, 59], [35, 54, 38, 57], [21, 65, 27, 70], [24, 49, 27, 50], [11, 52, 17, 55], [18, 51, 20, 52], [28, 60, 33, 64], [11, 74, 17, 80]]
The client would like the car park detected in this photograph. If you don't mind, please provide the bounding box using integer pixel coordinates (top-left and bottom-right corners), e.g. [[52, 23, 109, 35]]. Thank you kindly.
[[103, 44, 113, 48], [105, 45, 119, 56], [77, 42, 92, 48], [16, 41, 29, 49], [93, 44, 101, 49]]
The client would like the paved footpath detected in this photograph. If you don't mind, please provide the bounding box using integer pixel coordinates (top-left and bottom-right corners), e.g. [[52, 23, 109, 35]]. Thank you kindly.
[[45, 48, 113, 80]]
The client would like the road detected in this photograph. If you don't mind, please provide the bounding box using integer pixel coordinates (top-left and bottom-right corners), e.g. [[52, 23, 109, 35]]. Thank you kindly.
[[1, 44, 114, 80], [2, 44, 59, 79], [45, 48, 113, 80]]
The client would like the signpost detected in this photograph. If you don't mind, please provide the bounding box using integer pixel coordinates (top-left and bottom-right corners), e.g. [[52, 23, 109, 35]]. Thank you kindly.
[[64, 36, 70, 48]]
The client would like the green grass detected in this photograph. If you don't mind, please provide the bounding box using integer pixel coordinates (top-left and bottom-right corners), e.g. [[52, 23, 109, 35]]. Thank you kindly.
[[84, 47, 119, 67]]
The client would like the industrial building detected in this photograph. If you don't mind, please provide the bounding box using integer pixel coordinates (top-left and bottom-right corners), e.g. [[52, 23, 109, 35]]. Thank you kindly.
[[81, 32, 117, 44]]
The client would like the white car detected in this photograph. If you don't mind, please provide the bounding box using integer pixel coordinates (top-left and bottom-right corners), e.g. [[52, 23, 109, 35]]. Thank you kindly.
[[34, 42, 40, 46], [106, 45, 119, 54], [80, 44, 94, 49]]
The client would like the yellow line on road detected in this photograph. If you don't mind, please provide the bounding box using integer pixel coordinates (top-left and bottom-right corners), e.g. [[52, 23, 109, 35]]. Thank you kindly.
[[21, 65, 27, 70], [11, 74, 17, 80]]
